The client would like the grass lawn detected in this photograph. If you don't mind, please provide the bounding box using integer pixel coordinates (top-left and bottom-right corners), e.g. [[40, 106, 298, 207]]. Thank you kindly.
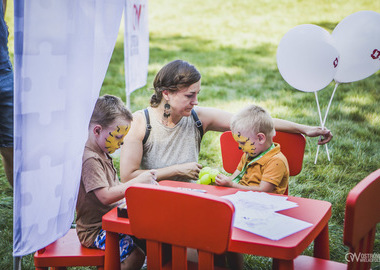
[[1, 0, 380, 269]]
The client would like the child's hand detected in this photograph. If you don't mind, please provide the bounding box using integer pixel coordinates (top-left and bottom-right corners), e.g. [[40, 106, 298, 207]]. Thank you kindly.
[[215, 173, 233, 187], [136, 170, 158, 185]]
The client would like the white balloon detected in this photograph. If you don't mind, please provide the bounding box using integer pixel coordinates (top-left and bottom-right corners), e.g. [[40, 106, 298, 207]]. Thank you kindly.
[[277, 24, 339, 92], [333, 10, 380, 83]]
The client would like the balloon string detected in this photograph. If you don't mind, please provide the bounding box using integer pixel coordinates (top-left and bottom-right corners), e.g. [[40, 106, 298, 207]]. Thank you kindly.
[[315, 143, 320, 165], [315, 91, 324, 128], [314, 91, 322, 164], [322, 82, 339, 126], [315, 82, 339, 164], [314, 91, 330, 164]]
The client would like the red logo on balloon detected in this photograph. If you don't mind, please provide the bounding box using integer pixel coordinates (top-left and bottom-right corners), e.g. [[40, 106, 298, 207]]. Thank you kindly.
[[333, 58, 338, 68], [371, 49, 380, 60]]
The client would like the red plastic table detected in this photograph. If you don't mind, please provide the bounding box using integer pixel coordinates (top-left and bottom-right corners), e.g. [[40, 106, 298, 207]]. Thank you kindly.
[[102, 181, 331, 270]]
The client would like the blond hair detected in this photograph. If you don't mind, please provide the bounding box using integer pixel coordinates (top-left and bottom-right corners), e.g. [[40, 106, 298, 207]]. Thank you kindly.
[[231, 105, 275, 139]]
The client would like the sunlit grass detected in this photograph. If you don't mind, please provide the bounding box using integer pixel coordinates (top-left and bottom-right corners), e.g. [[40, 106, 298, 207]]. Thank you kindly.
[[2, 0, 380, 269]]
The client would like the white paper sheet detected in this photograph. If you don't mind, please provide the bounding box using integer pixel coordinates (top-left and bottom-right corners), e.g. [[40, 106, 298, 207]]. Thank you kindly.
[[222, 191, 313, 240]]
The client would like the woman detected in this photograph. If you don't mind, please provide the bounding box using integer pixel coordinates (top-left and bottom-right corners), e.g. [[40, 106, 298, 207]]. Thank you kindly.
[[120, 60, 332, 182]]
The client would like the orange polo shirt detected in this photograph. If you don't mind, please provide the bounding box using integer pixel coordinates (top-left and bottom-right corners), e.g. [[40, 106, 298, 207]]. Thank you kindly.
[[237, 143, 289, 194]]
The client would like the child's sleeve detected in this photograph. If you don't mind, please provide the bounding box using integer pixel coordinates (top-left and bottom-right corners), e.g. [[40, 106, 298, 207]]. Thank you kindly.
[[261, 157, 288, 187], [82, 157, 110, 193]]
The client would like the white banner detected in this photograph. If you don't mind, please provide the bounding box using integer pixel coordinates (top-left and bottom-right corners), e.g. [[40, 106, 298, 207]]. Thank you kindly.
[[13, 0, 124, 256], [124, 0, 149, 100]]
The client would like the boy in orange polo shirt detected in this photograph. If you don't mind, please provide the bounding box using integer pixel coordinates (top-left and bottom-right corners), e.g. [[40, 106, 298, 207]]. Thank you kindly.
[[215, 104, 289, 194]]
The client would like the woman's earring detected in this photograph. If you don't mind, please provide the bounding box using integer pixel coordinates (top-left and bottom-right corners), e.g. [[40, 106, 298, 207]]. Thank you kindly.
[[162, 101, 171, 126], [163, 102, 171, 118]]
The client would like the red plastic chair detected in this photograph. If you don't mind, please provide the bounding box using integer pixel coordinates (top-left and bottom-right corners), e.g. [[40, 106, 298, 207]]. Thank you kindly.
[[220, 131, 306, 194], [34, 228, 105, 270], [126, 183, 235, 270], [293, 169, 380, 270]]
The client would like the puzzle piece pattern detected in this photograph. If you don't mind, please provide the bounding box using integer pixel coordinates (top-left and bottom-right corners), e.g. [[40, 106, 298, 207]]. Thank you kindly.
[[12, 0, 78, 256], [12, 0, 126, 256]]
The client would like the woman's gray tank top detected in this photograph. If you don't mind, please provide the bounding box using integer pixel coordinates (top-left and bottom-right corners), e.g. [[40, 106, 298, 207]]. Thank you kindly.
[[140, 107, 201, 181]]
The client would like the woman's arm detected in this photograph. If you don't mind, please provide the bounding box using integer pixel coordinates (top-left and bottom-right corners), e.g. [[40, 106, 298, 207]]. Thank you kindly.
[[196, 106, 332, 145], [119, 111, 147, 182], [273, 118, 333, 144], [119, 111, 203, 182]]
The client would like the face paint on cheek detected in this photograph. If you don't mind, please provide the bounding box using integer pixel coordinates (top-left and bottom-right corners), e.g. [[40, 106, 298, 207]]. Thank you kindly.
[[241, 140, 256, 156], [105, 125, 130, 154], [232, 132, 257, 156], [232, 132, 241, 142]]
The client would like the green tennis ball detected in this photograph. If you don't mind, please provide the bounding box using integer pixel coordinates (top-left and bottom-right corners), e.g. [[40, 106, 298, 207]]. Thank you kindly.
[[199, 167, 212, 179], [197, 174, 211, 185], [208, 169, 220, 182]]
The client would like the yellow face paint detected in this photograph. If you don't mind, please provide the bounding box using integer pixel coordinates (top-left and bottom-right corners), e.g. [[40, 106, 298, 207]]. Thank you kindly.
[[232, 132, 257, 157], [105, 125, 130, 154]]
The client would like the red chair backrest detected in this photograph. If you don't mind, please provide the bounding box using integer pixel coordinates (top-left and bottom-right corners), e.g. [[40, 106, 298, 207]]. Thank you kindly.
[[344, 169, 380, 270], [126, 184, 234, 269], [220, 131, 306, 176]]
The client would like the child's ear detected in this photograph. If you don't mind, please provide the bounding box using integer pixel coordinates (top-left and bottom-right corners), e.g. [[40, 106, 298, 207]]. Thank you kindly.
[[93, 125, 102, 136], [257, 133, 266, 143]]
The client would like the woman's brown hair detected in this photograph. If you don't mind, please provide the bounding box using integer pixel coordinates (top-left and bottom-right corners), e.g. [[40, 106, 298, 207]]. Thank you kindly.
[[150, 60, 201, 107]]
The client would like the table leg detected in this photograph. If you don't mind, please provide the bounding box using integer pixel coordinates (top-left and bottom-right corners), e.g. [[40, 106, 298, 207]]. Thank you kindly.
[[313, 224, 330, 259], [272, 258, 294, 270], [105, 231, 120, 270]]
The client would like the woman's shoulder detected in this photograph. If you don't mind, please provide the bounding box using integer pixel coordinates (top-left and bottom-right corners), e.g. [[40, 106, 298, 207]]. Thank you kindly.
[[194, 106, 231, 118], [128, 108, 148, 141], [193, 106, 208, 114], [193, 106, 214, 121], [133, 109, 144, 120], [194, 106, 232, 132]]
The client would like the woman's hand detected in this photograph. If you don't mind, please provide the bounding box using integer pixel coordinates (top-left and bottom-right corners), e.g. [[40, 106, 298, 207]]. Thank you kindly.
[[272, 119, 333, 145], [303, 126, 333, 145], [177, 162, 202, 180]]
